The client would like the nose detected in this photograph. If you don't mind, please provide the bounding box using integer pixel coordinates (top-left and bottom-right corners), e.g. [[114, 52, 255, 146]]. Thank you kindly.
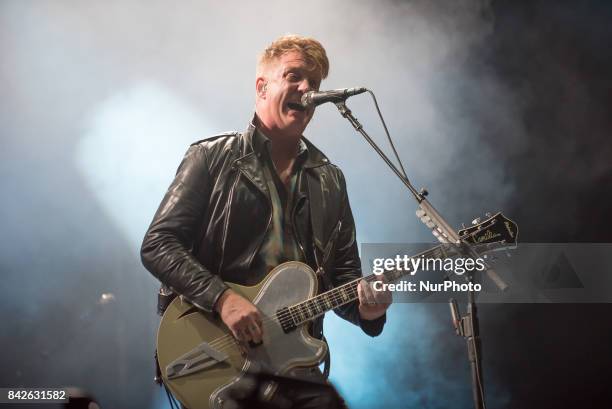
[[297, 78, 313, 93]]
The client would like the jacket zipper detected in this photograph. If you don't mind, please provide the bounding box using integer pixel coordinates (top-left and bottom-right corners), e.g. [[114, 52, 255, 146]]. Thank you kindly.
[[292, 196, 306, 260], [218, 168, 241, 273], [231, 164, 273, 269]]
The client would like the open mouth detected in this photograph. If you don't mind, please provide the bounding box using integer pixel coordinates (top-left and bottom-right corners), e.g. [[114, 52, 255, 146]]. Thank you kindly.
[[287, 102, 306, 112]]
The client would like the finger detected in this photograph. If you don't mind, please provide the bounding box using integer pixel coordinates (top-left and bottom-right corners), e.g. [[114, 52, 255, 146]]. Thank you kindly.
[[357, 280, 364, 301], [374, 292, 392, 306], [360, 280, 376, 305], [371, 281, 392, 305], [369, 275, 392, 304], [368, 279, 391, 306], [366, 281, 381, 305], [231, 326, 243, 342], [231, 328, 242, 341], [247, 311, 263, 340], [358, 280, 369, 305], [238, 326, 252, 342], [248, 322, 263, 344], [235, 316, 251, 342], [253, 311, 263, 328]]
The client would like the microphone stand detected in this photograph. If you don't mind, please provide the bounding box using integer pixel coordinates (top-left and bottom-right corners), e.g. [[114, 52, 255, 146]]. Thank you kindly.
[[334, 100, 507, 409]]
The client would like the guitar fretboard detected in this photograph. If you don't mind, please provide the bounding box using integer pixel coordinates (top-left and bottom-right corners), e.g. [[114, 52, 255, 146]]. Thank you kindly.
[[277, 243, 461, 332]]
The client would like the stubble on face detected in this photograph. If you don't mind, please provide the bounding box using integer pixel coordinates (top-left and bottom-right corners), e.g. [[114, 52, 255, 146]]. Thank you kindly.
[[256, 51, 322, 140]]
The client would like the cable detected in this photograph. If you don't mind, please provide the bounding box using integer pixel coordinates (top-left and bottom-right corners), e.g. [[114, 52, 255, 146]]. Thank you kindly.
[[366, 90, 410, 182], [164, 383, 180, 409]]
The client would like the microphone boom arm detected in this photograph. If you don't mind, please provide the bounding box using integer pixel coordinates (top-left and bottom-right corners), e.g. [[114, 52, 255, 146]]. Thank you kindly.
[[333, 97, 510, 409], [334, 99, 507, 292]]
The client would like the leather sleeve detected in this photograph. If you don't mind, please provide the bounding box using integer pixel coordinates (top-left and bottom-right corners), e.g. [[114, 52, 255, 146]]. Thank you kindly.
[[140, 144, 228, 312], [330, 170, 386, 337]]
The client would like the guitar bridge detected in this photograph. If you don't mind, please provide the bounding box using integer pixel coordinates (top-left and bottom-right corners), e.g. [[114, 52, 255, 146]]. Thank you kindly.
[[165, 341, 229, 379]]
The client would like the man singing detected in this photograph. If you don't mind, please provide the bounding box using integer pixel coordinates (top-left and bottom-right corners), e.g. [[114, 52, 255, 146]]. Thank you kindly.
[[141, 34, 391, 409]]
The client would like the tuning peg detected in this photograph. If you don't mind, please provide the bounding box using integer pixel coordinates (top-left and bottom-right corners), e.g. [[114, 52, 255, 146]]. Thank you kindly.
[[435, 228, 447, 238], [421, 217, 435, 228], [417, 211, 437, 229], [471, 217, 481, 225], [419, 188, 429, 197], [416, 209, 426, 218], [461, 223, 466, 229], [485, 212, 492, 218], [432, 230, 448, 243]]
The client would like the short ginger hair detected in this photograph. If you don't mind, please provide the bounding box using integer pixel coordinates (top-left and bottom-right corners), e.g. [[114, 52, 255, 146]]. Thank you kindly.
[[257, 34, 329, 80]]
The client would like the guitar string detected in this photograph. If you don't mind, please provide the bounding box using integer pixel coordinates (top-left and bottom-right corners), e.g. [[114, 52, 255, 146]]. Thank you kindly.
[[207, 254, 457, 352], [205, 283, 364, 353], [204, 269, 382, 350], [206, 271, 402, 353], [199, 226, 507, 351], [205, 284, 360, 351], [203, 279, 362, 350], [207, 250, 464, 350], [204, 281, 364, 351], [247, 223, 496, 332], [206, 246, 474, 352]]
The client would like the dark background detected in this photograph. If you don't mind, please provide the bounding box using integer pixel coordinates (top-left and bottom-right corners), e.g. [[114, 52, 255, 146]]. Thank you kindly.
[[478, 1, 612, 407]]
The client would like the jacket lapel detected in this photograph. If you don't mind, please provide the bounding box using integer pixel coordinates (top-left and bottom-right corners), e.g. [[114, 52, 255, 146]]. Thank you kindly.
[[234, 121, 270, 200]]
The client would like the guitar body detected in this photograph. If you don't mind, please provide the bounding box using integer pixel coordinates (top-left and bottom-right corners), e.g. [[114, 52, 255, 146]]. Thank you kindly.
[[156, 212, 519, 409], [157, 261, 327, 409]]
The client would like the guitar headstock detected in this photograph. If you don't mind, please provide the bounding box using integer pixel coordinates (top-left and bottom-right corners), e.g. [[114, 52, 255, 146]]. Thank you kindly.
[[458, 212, 518, 250]]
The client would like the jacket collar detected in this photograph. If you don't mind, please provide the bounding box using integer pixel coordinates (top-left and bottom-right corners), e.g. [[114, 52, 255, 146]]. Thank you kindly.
[[234, 119, 268, 196], [241, 114, 330, 169]]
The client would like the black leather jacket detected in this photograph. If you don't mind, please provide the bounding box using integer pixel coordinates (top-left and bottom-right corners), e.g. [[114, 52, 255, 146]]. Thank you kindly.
[[141, 119, 385, 337]]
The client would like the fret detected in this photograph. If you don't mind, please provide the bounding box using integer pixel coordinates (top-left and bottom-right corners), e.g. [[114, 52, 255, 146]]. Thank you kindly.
[[314, 299, 323, 314], [341, 287, 349, 301], [331, 290, 342, 308], [323, 294, 332, 310], [288, 307, 297, 325], [299, 302, 308, 320], [306, 300, 316, 317], [298, 303, 307, 322], [310, 300, 318, 315], [302, 302, 312, 320], [328, 289, 338, 306]]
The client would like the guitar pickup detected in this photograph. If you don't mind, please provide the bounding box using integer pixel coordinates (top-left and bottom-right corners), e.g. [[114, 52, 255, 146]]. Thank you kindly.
[[165, 341, 229, 379], [277, 307, 297, 333]]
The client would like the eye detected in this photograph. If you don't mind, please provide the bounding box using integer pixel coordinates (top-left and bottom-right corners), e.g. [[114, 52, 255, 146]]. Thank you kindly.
[[286, 72, 302, 82]]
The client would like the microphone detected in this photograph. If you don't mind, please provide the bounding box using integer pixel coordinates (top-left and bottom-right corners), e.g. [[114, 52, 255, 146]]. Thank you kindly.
[[301, 87, 367, 108]]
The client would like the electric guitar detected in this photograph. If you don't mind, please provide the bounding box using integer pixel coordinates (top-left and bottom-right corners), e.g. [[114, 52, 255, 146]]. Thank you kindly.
[[156, 212, 518, 409]]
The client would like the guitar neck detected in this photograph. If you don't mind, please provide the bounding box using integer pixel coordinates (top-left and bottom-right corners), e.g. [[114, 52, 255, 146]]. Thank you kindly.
[[280, 244, 459, 328]]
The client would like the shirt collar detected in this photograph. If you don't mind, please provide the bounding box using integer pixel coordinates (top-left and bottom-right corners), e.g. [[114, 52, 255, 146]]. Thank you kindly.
[[253, 126, 309, 163]]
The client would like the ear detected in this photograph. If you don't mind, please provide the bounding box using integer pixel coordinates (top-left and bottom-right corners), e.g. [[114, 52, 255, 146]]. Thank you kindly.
[[256, 77, 267, 98]]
